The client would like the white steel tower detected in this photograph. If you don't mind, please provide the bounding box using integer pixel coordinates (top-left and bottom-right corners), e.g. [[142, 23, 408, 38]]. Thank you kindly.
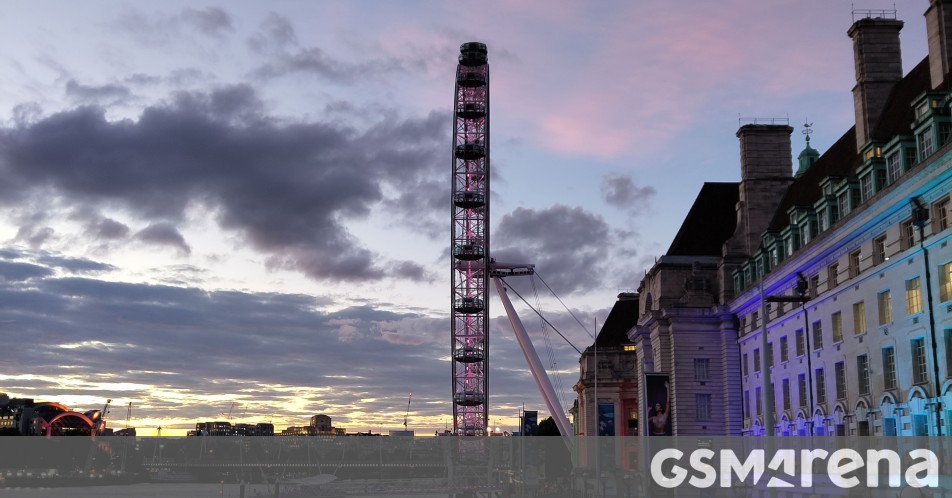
[[451, 42, 489, 436]]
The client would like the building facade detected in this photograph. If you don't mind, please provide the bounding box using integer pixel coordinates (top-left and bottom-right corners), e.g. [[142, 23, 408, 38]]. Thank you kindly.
[[594, 2, 952, 437]]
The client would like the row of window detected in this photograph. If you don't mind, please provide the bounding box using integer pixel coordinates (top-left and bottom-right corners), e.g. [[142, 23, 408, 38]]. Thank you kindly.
[[743, 331, 952, 419], [741, 259, 952, 336], [735, 191, 951, 298]]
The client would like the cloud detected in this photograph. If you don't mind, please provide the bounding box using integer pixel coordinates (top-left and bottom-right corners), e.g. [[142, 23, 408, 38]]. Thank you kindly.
[[493, 204, 617, 294], [0, 86, 446, 283], [0, 261, 53, 282], [117, 7, 234, 45], [180, 8, 233, 37], [65, 80, 132, 104], [600, 173, 656, 210], [135, 223, 191, 256]]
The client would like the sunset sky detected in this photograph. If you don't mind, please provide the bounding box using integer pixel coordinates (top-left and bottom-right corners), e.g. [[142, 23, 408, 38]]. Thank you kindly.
[[0, 1, 931, 435]]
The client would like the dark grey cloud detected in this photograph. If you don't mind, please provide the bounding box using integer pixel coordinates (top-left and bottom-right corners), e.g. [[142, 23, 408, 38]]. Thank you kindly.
[[0, 86, 446, 283], [600, 173, 656, 210], [135, 223, 191, 255], [35, 254, 116, 275], [85, 216, 130, 241], [0, 261, 53, 281], [493, 205, 615, 294], [65, 80, 132, 104], [14, 225, 55, 249]]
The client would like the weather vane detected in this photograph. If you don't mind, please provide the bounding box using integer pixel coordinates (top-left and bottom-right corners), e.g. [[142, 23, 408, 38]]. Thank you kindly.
[[803, 120, 814, 145]]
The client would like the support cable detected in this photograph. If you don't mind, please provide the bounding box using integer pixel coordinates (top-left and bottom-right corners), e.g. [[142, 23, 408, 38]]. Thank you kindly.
[[499, 277, 581, 355], [531, 276, 569, 414], [535, 272, 594, 339]]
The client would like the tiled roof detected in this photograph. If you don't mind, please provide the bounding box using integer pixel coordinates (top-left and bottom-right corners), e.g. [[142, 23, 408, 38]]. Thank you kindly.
[[592, 293, 639, 348], [766, 56, 931, 232], [666, 182, 740, 256]]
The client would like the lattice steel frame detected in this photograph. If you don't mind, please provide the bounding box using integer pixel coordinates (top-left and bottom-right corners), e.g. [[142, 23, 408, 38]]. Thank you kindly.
[[451, 42, 490, 436]]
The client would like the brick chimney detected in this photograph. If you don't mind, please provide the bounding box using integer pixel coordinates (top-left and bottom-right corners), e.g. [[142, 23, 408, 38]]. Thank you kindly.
[[925, 0, 952, 88], [723, 124, 793, 258], [848, 17, 904, 150]]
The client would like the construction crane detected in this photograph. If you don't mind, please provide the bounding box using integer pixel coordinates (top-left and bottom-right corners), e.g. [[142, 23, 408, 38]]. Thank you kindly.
[[403, 393, 412, 430]]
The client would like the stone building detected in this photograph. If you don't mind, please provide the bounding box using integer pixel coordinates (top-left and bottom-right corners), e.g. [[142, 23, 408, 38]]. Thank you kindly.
[[734, 3, 952, 437], [609, 2, 952, 437]]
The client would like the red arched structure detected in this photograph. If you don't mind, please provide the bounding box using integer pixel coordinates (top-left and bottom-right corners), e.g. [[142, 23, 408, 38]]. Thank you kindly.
[[43, 412, 95, 437]]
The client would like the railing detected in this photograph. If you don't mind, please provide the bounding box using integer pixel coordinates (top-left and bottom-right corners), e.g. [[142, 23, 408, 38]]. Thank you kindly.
[[852, 7, 897, 22]]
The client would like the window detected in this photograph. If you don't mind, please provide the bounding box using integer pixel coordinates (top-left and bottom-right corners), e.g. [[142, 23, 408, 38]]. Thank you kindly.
[[861, 175, 873, 202], [873, 235, 887, 265], [756, 387, 763, 416], [828, 263, 839, 289], [887, 152, 902, 184], [857, 355, 870, 395], [853, 301, 867, 335], [882, 347, 897, 390], [849, 250, 862, 278], [754, 348, 761, 372], [837, 192, 850, 217], [906, 277, 923, 315], [815, 368, 826, 404], [694, 358, 710, 381], [696, 394, 712, 421], [912, 338, 928, 384], [812, 320, 823, 350], [782, 378, 791, 410], [878, 290, 892, 325], [934, 198, 950, 232], [751, 311, 759, 329], [623, 345, 636, 352], [780, 336, 788, 363], [831, 312, 843, 343], [795, 329, 805, 357], [809, 274, 820, 298], [798, 374, 807, 408], [942, 262, 952, 302], [901, 219, 916, 250], [743, 353, 749, 377], [918, 128, 935, 160], [834, 361, 847, 400], [766, 343, 773, 369], [744, 390, 750, 419]]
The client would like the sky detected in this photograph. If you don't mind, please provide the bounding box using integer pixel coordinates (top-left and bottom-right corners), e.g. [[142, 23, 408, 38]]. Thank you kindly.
[[0, 0, 933, 435]]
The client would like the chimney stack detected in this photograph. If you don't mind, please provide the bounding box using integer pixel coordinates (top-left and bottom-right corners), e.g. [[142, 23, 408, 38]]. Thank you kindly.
[[925, 0, 952, 89], [724, 124, 794, 258], [848, 17, 904, 150]]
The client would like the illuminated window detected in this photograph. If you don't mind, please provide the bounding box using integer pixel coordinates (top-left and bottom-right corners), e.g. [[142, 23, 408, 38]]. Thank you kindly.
[[853, 301, 867, 335], [906, 277, 922, 315], [831, 312, 843, 343], [878, 290, 892, 325], [941, 262, 952, 302], [623, 345, 636, 352]]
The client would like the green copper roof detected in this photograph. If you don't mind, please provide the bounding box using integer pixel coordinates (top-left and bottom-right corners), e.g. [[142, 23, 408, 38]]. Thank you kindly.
[[795, 134, 820, 177]]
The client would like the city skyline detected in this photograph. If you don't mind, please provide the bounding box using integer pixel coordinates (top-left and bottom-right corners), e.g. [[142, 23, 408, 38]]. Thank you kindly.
[[0, 1, 931, 435]]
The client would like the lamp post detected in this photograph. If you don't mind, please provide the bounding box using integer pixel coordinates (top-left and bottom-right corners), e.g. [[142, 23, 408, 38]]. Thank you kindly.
[[911, 198, 943, 436]]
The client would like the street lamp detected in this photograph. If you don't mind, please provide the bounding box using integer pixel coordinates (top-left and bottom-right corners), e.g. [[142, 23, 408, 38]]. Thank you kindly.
[[911, 198, 943, 436], [765, 273, 814, 436]]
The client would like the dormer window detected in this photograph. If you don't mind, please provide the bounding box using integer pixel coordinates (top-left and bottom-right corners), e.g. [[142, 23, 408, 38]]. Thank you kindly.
[[918, 128, 934, 160], [886, 152, 901, 184]]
